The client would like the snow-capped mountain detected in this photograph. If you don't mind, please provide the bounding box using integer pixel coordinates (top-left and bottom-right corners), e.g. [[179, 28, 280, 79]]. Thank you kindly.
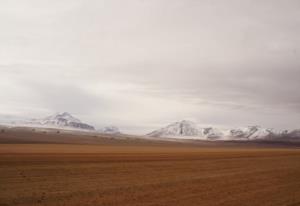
[[148, 120, 201, 137], [21, 112, 95, 130], [224, 126, 279, 140], [42, 112, 95, 130], [98, 126, 120, 134], [8, 112, 122, 133], [147, 120, 294, 141]]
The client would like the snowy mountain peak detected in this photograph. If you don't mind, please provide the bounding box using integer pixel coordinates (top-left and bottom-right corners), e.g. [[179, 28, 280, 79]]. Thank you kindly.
[[147, 121, 293, 141], [6, 112, 124, 133], [98, 126, 120, 134], [23, 112, 95, 130], [43, 112, 81, 124], [147, 120, 200, 137]]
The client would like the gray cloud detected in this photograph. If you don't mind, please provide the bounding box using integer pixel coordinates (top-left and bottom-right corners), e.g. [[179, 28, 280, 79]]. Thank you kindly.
[[0, 0, 300, 133]]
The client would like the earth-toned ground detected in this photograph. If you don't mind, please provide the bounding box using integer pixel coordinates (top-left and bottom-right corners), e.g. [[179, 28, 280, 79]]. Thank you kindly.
[[0, 128, 300, 206]]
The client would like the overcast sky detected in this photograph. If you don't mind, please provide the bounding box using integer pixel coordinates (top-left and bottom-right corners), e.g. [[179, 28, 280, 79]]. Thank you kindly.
[[1, 0, 300, 134]]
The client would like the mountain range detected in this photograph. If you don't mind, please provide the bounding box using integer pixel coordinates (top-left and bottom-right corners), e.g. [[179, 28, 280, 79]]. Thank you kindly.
[[147, 120, 299, 141], [3, 115, 300, 141], [10, 112, 120, 134]]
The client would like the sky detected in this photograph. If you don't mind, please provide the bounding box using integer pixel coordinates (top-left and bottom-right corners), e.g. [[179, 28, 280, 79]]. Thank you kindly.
[[0, 0, 300, 134]]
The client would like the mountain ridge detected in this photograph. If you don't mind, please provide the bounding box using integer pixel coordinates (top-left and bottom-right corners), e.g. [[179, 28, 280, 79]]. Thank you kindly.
[[8, 112, 120, 134], [38, 112, 95, 130], [147, 120, 299, 141]]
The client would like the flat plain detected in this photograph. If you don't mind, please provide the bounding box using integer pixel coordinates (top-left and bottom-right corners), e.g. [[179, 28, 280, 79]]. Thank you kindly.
[[0, 129, 300, 206]]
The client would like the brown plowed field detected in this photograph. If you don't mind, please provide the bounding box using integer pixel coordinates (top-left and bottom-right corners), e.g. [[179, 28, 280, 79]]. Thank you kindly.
[[0, 143, 300, 206]]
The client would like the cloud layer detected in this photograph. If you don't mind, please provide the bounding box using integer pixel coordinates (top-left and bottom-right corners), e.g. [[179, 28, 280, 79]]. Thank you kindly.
[[1, 0, 300, 133]]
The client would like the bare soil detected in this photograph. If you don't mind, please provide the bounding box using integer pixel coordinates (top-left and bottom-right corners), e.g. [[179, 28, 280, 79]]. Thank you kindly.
[[0, 142, 300, 206]]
